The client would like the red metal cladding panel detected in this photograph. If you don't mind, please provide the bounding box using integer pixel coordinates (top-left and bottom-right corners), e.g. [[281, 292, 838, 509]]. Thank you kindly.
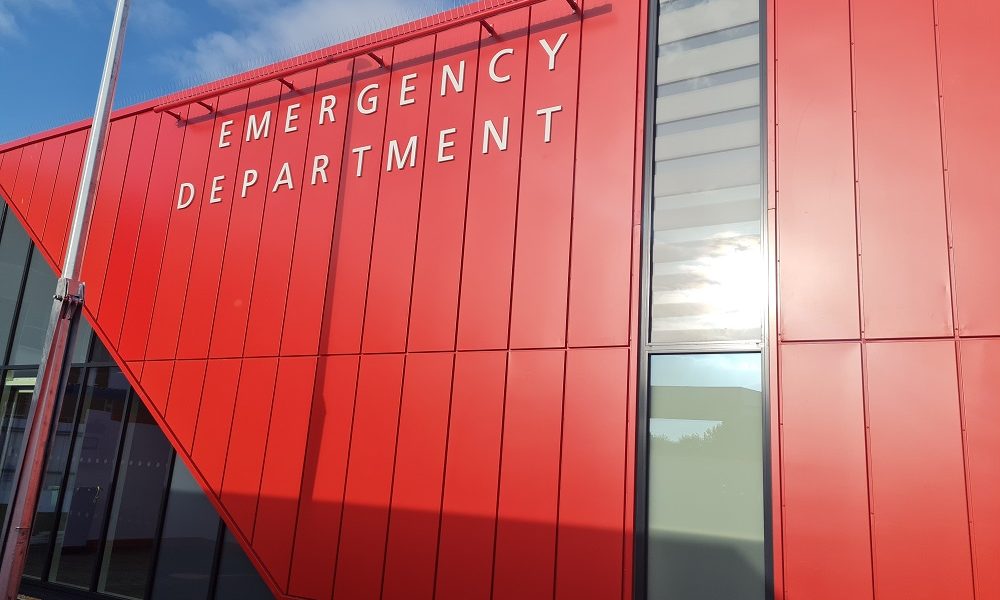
[[80, 117, 135, 313], [289, 354, 360, 599], [455, 8, 530, 350], [210, 81, 282, 358], [936, 1, 1000, 336], [138, 360, 174, 416], [866, 341, 973, 599], [775, 0, 860, 341], [362, 35, 436, 354], [435, 350, 506, 600], [554, 347, 627, 600], [382, 352, 454, 600], [319, 52, 394, 355], [42, 130, 87, 263], [98, 113, 161, 342], [244, 70, 319, 357], [10, 142, 41, 222], [118, 108, 189, 361], [333, 353, 405, 600], [191, 358, 241, 495], [852, 0, 952, 339], [406, 23, 481, 352], [176, 88, 251, 359], [958, 339, 1000, 597], [779, 342, 873, 600], [508, 0, 581, 349], [493, 349, 564, 600], [254, 356, 318, 591], [221, 356, 279, 537], [0, 148, 22, 203], [145, 105, 217, 359], [279, 60, 355, 356], [566, 0, 639, 348], [164, 359, 207, 452], [25, 137, 65, 253]]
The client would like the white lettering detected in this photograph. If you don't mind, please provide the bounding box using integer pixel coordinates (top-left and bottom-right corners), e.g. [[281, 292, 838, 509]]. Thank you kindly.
[[285, 103, 301, 133], [441, 61, 465, 96], [241, 169, 258, 198], [219, 120, 233, 148], [272, 162, 294, 192], [489, 48, 514, 83], [400, 73, 418, 106], [353, 145, 373, 177], [312, 154, 330, 185], [482, 117, 509, 153], [536, 105, 563, 143], [539, 33, 569, 71], [358, 83, 379, 115], [177, 182, 195, 209], [387, 136, 419, 171], [246, 111, 272, 142], [209, 175, 225, 204], [319, 95, 337, 124], [438, 128, 457, 163]]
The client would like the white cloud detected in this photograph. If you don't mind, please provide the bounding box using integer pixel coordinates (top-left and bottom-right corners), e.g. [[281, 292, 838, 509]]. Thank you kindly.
[[158, 0, 455, 84], [0, 0, 78, 42], [132, 0, 187, 36]]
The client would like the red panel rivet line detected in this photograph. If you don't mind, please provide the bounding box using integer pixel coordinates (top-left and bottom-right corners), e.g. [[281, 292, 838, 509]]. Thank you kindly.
[[565, 0, 581, 13], [196, 100, 214, 112], [278, 77, 296, 90], [481, 19, 499, 38], [367, 52, 388, 69]]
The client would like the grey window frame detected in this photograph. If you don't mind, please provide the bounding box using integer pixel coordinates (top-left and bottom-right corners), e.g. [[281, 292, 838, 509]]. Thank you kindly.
[[635, 0, 773, 598]]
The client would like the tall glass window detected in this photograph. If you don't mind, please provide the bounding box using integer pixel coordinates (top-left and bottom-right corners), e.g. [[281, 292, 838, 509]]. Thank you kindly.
[[650, 0, 763, 344], [24, 367, 84, 579], [9, 249, 57, 365], [49, 367, 130, 588], [0, 208, 31, 359], [647, 354, 764, 598], [151, 460, 223, 600], [97, 400, 174, 598], [646, 0, 767, 598], [0, 369, 36, 524]]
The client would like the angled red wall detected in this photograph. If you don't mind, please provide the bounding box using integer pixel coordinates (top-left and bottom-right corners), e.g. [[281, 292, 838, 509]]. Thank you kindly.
[[772, 0, 1000, 598], [0, 1, 645, 598]]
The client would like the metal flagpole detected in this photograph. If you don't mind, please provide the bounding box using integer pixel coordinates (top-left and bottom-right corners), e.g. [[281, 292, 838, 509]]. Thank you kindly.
[[0, 0, 130, 596]]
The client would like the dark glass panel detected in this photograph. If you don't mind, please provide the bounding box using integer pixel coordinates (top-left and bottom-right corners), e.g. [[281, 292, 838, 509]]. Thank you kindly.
[[214, 529, 273, 600], [71, 318, 94, 365], [24, 367, 84, 579], [647, 353, 765, 599], [88, 335, 113, 364], [150, 459, 220, 600], [0, 212, 31, 362], [0, 369, 36, 526], [49, 367, 130, 589], [9, 249, 57, 365], [97, 400, 174, 598]]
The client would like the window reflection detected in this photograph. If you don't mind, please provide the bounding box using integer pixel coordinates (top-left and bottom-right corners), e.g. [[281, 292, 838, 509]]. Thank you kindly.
[[97, 400, 174, 598], [215, 529, 274, 600], [151, 459, 221, 600], [25, 367, 84, 579], [49, 367, 130, 589], [9, 249, 57, 365], [0, 210, 31, 360], [0, 369, 36, 526], [651, 0, 763, 344], [647, 353, 765, 599]]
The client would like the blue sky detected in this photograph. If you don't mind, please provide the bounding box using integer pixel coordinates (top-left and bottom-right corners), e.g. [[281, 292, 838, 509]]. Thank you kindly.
[[0, 0, 473, 144]]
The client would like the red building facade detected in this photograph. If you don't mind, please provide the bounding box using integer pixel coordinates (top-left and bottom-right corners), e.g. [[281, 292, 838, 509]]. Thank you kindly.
[[0, 0, 996, 598]]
